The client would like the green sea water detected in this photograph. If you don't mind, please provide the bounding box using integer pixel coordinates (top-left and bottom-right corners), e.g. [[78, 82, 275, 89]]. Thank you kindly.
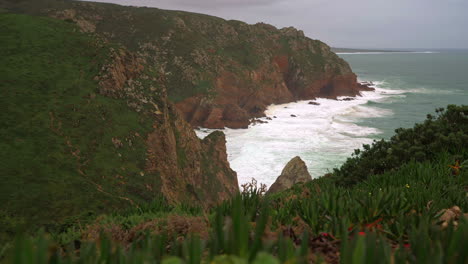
[[339, 51, 468, 139]]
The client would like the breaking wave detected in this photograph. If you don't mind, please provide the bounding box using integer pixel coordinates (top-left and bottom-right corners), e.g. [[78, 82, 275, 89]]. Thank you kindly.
[[195, 81, 425, 187]]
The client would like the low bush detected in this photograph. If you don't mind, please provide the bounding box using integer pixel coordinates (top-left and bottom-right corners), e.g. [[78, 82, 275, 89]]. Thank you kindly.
[[333, 105, 468, 186]]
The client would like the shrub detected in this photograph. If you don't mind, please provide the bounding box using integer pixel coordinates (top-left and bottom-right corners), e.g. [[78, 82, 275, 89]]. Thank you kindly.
[[333, 105, 468, 186]]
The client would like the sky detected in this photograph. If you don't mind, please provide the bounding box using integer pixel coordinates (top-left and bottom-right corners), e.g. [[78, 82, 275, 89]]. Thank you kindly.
[[84, 0, 468, 49]]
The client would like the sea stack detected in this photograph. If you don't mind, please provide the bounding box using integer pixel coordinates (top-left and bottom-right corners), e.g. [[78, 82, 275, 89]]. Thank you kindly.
[[267, 156, 312, 194]]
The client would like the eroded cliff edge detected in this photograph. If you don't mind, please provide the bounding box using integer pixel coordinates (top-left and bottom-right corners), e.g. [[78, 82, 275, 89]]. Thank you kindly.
[[99, 48, 239, 207], [0, 11, 237, 234], [3, 0, 373, 129]]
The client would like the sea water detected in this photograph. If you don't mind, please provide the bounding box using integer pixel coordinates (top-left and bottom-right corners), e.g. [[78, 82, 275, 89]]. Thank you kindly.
[[196, 50, 468, 187]]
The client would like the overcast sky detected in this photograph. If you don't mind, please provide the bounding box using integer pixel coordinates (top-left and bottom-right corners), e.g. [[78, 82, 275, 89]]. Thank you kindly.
[[85, 0, 468, 49]]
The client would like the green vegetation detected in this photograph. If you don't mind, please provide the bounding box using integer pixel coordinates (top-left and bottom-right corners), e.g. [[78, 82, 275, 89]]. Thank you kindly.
[[1, 105, 467, 262], [0, 12, 161, 241], [0, 9, 241, 245], [1, 152, 467, 263], [333, 105, 468, 186]]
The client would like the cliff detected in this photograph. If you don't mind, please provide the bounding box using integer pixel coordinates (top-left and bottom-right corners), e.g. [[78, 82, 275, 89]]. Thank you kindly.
[[2, 0, 373, 129], [0, 11, 237, 235]]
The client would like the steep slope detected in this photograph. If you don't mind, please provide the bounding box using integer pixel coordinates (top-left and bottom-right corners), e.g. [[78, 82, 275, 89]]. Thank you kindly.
[[0, 11, 237, 237], [2, 0, 373, 128]]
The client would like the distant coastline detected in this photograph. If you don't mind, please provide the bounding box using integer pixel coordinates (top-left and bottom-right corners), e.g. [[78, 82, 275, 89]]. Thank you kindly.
[[332, 48, 441, 55], [333, 48, 468, 53], [331, 47, 410, 53]]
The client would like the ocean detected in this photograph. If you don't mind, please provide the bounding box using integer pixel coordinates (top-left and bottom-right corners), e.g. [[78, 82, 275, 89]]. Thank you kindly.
[[196, 50, 468, 187]]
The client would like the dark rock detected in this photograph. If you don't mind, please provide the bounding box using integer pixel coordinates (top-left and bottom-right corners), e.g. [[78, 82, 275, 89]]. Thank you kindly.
[[251, 118, 268, 125], [360, 81, 374, 86], [308, 101, 320, 105], [290, 114, 297, 117]]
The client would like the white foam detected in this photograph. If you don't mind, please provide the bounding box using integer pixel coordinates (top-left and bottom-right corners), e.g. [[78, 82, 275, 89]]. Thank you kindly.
[[195, 83, 404, 188], [363, 81, 455, 96]]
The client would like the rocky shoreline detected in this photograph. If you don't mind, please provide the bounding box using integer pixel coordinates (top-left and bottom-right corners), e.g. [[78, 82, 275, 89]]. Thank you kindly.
[[188, 80, 374, 129], [177, 78, 374, 129]]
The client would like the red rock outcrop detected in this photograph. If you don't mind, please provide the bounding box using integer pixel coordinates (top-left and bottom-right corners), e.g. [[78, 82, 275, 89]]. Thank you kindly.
[[171, 27, 374, 129], [177, 68, 372, 129]]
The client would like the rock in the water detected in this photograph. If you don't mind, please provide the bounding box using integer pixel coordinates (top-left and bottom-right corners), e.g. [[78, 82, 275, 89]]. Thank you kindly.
[[360, 81, 374, 86], [290, 114, 297, 117], [267, 156, 312, 194], [308, 101, 320, 105], [251, 118, 268, 125]]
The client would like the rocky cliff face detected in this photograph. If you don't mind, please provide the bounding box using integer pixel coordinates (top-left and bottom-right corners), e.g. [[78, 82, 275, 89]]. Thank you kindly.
[[145, 102, 238, 206], [102, 49, 239, 207], [87, 44, 239, 207], [3, 0, 373, 129]]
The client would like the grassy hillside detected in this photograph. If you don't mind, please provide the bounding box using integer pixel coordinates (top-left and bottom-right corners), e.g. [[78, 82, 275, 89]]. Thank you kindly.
[[1, 106, 467, 263], [0, 0, 365, 129], [1, 8, 240, 244], [0, 12, 162, 239], [2, 0, 351, 103]]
